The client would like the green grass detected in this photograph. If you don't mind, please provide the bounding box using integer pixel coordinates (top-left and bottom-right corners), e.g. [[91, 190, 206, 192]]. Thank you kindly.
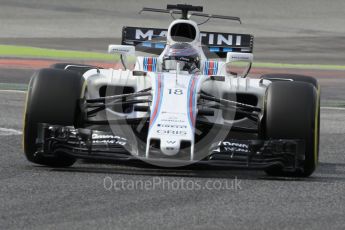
[[252, 62, 345, 71], [0, 83, 27, 91], [1, 44, 345, 70], [0, 45, 119, 61], [230, 61, 345, 71]]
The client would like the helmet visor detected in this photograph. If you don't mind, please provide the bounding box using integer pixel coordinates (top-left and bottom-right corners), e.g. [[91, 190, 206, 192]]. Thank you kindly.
[[163, 59, 187, 71]]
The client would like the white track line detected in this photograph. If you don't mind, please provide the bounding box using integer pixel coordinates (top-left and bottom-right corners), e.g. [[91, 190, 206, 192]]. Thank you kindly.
[[321, 106, 345, 110], [0, 90, 26, 93], [0, 127, 22, 136]]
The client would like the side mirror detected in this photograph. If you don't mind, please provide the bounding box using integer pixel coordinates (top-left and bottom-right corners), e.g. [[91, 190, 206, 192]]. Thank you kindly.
[[108, 45, 135, 70], [108, 45, 135, 55], [226, 52, 253, 78]]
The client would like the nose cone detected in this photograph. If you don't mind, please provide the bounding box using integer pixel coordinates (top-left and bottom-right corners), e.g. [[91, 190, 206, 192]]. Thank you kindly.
[[160, 139, 180, 156]]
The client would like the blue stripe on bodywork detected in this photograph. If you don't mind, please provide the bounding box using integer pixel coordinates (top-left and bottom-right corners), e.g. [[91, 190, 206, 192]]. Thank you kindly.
[[149, 73, 163, 128], [213, 61, 218, 75], [143, 57, 147, 71], [187, 74, 199, 129], [187, 76, 193, 128], [153, 57, 156, 72]]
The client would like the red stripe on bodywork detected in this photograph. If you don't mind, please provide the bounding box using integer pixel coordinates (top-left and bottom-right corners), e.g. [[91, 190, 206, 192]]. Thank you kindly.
[[208, 61, 214, 75], [189, 77, 196, 127], [149, 74, 161, 126], [147, 57, 153, 71]]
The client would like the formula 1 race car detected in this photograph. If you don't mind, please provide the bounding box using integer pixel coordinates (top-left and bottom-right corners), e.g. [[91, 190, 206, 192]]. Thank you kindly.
[[23, 4, 320, 177]]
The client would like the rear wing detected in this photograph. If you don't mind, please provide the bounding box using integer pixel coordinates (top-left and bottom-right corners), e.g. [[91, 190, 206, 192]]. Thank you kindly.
[[121, 26, 254, 58]]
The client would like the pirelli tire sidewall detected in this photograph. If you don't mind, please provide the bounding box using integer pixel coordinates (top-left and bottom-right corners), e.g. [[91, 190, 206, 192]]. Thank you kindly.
[[23, 68, 85, 167], [263, 81, 319, 177]]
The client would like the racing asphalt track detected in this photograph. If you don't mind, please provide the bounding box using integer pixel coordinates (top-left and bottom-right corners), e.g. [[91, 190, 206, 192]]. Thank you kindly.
[[1, 0, 345, 229]]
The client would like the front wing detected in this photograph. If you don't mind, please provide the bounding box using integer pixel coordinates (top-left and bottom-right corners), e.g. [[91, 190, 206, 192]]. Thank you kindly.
[[35, 124, 305, 171]]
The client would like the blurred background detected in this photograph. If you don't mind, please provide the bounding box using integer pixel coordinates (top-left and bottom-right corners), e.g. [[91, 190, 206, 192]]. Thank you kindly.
[[0, 0, 344, 64]]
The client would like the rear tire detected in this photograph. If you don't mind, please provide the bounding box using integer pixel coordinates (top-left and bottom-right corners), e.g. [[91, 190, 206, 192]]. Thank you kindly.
[[23, 68, 85, 167], [263, 81, 320, 177]]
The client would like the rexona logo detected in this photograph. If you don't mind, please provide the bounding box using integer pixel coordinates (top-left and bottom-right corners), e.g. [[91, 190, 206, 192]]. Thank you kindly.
[[134, 29, 243, 46]]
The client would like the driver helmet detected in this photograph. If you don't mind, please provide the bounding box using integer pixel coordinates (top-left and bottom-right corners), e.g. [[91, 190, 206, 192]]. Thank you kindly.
[[162, 43, 201, 73]]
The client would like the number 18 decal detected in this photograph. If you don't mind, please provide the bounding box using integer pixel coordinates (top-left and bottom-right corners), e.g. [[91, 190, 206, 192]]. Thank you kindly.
[[168, 89, 183, 95]]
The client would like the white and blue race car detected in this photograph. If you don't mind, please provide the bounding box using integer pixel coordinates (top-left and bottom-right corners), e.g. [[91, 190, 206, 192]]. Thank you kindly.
[[23, 4, 320, 177]]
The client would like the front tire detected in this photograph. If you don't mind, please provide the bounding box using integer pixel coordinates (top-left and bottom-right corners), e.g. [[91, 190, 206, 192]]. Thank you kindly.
[[51, 63, 101, 76], [23, 68, 85, 167], [261, 73, 319, 89], [263, 81, 320, 177]]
